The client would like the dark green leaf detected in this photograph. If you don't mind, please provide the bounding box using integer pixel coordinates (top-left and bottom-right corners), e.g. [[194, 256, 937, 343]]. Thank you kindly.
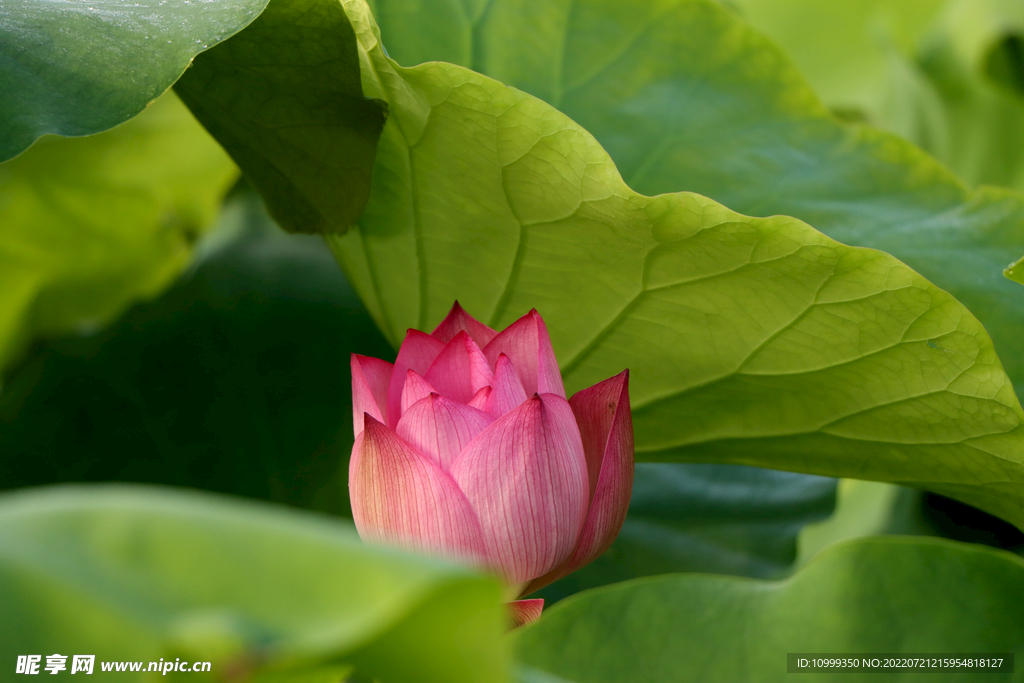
[[0, 485, 509, 682], [0, 0, 270, 161], [0, 190, 393, 516], [515, 537, 1024, 683], [175, 0, 387, 234]]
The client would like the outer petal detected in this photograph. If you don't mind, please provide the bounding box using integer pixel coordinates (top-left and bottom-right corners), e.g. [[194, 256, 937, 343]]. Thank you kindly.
[[425, 331, 494, 405], [432, 301, 498, 348], [507, 599, 544, 629], [351, 354, 393, 438], [349, 415, 489, 565], [387, 330, 445, 428], [521, 371, 634, 595], [396, 393, 494, 472], [483, 309, 564, 397], [451, 394, 588, 585], [400, 370, 436, 415], [485, 353, 527, 418]]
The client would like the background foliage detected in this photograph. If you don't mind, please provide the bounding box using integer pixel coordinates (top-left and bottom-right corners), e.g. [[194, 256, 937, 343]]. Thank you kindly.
[[3, 0, 1024, 679]]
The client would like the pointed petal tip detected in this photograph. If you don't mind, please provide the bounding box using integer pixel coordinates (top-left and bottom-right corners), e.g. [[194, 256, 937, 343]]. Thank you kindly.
[[469, 385, 492, 410], [432, 302, 498, 347]]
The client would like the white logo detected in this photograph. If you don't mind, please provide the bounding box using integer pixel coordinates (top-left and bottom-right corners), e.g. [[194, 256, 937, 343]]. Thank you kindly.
[[44, 655, 67, 675], [70, 656, 95, 675], [16, 656, 41, 675]]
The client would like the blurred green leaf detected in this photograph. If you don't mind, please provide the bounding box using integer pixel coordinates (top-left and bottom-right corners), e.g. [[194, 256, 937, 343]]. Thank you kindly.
[[0, 190, 393, 516], [174, 0, 387, 234], [534, 464, 835, 602], [0, 0, 270, 161], [729, 0, 1024, 196], [515, 537, 1024, 683], [0, 92, 236, 373], [317, 0, 1024, 528], [797, 478, 1024, 564], [1008, 255, 1024, 285], [724, 0, 945, 117], [0, 485, 509, 682], [369, 0, 1024, 403], [796, 479, 916, 564]]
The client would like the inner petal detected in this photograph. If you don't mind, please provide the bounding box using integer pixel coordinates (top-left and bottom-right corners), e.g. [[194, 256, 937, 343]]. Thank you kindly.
[[425, 331, 494, 404], [397, 393, 494, 471], [486, 353, 528, 417]]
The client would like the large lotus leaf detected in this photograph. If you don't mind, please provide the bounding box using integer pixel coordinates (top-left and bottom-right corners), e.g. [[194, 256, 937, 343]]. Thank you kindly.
[[0, 0, 270, 162], [0, 190, 393, 518], [365, 0, 1024, 405], [533, 464, 835, 603], [174, 0, 387, 234], [0, 92, 237, 374], [0, 485, 509, 683], [514, 537, 1024, 683], [276, 0, 1024, 529]]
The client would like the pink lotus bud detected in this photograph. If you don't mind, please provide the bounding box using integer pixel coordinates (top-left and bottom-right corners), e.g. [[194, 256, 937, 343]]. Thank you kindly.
[[349, 302, 635, 621]]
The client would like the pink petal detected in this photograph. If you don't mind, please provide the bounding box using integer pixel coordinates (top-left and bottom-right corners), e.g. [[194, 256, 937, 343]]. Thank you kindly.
[[485, 354, 527, 417], [351, 354, 393, 438], [521, 371, 634, 595], [450, 394, 588, 585], [507, 599, 544, 629], [431, 301, 498, 348], [483, 309, 565, 398], [387, 330, 445, 428], [349, 415, 489, 564], [468, 386, 492, 411], [425, 331, 494, 405], [396, 393, 494, 471], [401, 370, 436, 415]]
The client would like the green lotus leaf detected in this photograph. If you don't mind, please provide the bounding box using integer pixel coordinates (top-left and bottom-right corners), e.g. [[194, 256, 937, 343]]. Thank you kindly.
[[0, 0, 270, 161], [367, 0, 1024, 402], [0, 485, 508, 683], [514, 537, 1024, 683], [0, 93, 236, 373]]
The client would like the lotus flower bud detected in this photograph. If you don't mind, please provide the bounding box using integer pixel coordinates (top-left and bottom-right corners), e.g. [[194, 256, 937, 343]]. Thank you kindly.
[[349, 302, 634, 625]]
